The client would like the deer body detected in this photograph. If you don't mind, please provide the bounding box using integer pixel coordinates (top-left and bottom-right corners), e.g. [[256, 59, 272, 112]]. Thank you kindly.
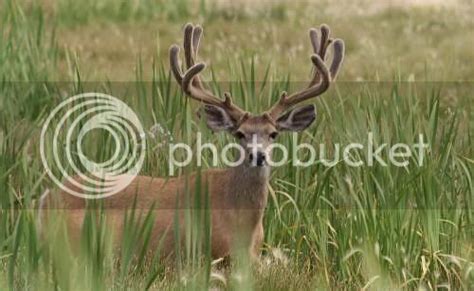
[[41, 23, 344, 261], [46, 163, 269, 259]]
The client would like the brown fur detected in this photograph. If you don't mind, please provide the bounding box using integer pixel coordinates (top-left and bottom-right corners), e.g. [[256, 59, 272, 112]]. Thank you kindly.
[[42, 163, 270, 261]]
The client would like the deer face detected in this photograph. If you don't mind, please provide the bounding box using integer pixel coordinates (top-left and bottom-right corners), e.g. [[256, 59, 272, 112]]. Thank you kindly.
[[170, 23, 344, 167], [201, 104, 316, 167]]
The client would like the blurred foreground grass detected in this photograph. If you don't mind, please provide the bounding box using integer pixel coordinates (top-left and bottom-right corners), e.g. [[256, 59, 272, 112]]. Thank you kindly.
[[0, 0, 473, 289]]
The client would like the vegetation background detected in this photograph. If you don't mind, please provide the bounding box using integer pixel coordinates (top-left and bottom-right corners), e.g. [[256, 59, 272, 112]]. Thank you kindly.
[[0, 0, 472, 289]]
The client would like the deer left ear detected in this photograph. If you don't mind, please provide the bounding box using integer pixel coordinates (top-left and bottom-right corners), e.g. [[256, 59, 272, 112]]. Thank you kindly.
[[199, 105, 236, 132], [276, 104, 316, 132]]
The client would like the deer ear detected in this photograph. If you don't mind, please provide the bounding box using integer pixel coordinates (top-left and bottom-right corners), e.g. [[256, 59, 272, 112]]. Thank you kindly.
[[199, 105, 236, 132], [276, 104, 316, 132]]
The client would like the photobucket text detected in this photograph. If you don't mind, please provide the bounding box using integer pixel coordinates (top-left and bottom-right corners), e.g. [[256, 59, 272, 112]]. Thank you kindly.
[[168, 132, 429, 175]]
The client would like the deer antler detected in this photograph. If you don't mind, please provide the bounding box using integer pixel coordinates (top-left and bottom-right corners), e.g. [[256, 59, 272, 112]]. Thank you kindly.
[[267, 24, 345, 119], [169, 23, 247, 123]]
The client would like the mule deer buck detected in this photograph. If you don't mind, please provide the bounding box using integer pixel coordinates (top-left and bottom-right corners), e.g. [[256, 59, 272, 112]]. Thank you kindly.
[[41, 23, 344, 261]]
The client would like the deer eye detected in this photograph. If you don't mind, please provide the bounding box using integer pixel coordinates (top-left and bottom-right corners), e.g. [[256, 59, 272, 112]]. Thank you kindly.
[[234, 131, 245, 139], [269, 131, 279, 139]]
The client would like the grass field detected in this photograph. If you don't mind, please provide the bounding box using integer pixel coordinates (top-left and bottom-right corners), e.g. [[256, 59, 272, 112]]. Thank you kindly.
[[0, 0, 473, 289]]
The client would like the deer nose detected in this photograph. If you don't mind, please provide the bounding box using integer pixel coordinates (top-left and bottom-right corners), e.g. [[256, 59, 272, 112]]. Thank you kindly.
[[249, 152, 266, 166]]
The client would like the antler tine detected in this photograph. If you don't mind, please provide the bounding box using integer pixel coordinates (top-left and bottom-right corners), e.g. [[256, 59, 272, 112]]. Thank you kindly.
[[309, 28, 319, 55], [309, 24, 332, 87], [310, 24, 344, 80], [318, 24, 331, 62], [169, 23, 247, 123], [329, 39, 345, 80], [192, 26, 202, 58], [169, 45, 183, 84], [267, 24, 345, 119], [183, 24, 195, 68], [183, 24, 204, 88], [182, 63, 221, 106]]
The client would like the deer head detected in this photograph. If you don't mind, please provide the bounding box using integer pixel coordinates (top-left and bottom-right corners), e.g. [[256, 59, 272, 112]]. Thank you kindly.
[[170, 23, 344, 167]]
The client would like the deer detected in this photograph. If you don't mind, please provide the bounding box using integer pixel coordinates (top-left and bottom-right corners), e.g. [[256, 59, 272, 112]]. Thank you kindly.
[[40, 23, 344, 262]]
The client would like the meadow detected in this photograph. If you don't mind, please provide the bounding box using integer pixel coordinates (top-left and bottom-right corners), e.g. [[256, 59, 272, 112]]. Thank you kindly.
[[0, 0, 473, 289]]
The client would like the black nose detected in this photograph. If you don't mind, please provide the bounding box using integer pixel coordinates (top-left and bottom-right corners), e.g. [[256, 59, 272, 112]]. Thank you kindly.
[[249, 152, 266, 166]]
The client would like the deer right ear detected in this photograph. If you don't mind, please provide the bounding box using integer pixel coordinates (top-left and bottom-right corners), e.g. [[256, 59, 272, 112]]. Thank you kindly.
[[199, 105, 236, 132], [276, 104, 316, 132]]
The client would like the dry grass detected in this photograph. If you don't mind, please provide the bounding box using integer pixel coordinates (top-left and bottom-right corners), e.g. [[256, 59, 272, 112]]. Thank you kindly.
[[26, 0, 473, 82]]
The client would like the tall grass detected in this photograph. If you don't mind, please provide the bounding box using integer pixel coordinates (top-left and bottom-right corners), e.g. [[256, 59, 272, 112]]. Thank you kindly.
[[0, 1, 473, 290]]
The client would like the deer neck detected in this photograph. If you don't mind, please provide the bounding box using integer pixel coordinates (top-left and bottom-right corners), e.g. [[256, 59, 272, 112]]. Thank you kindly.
[[227, 164, 270, 209]]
